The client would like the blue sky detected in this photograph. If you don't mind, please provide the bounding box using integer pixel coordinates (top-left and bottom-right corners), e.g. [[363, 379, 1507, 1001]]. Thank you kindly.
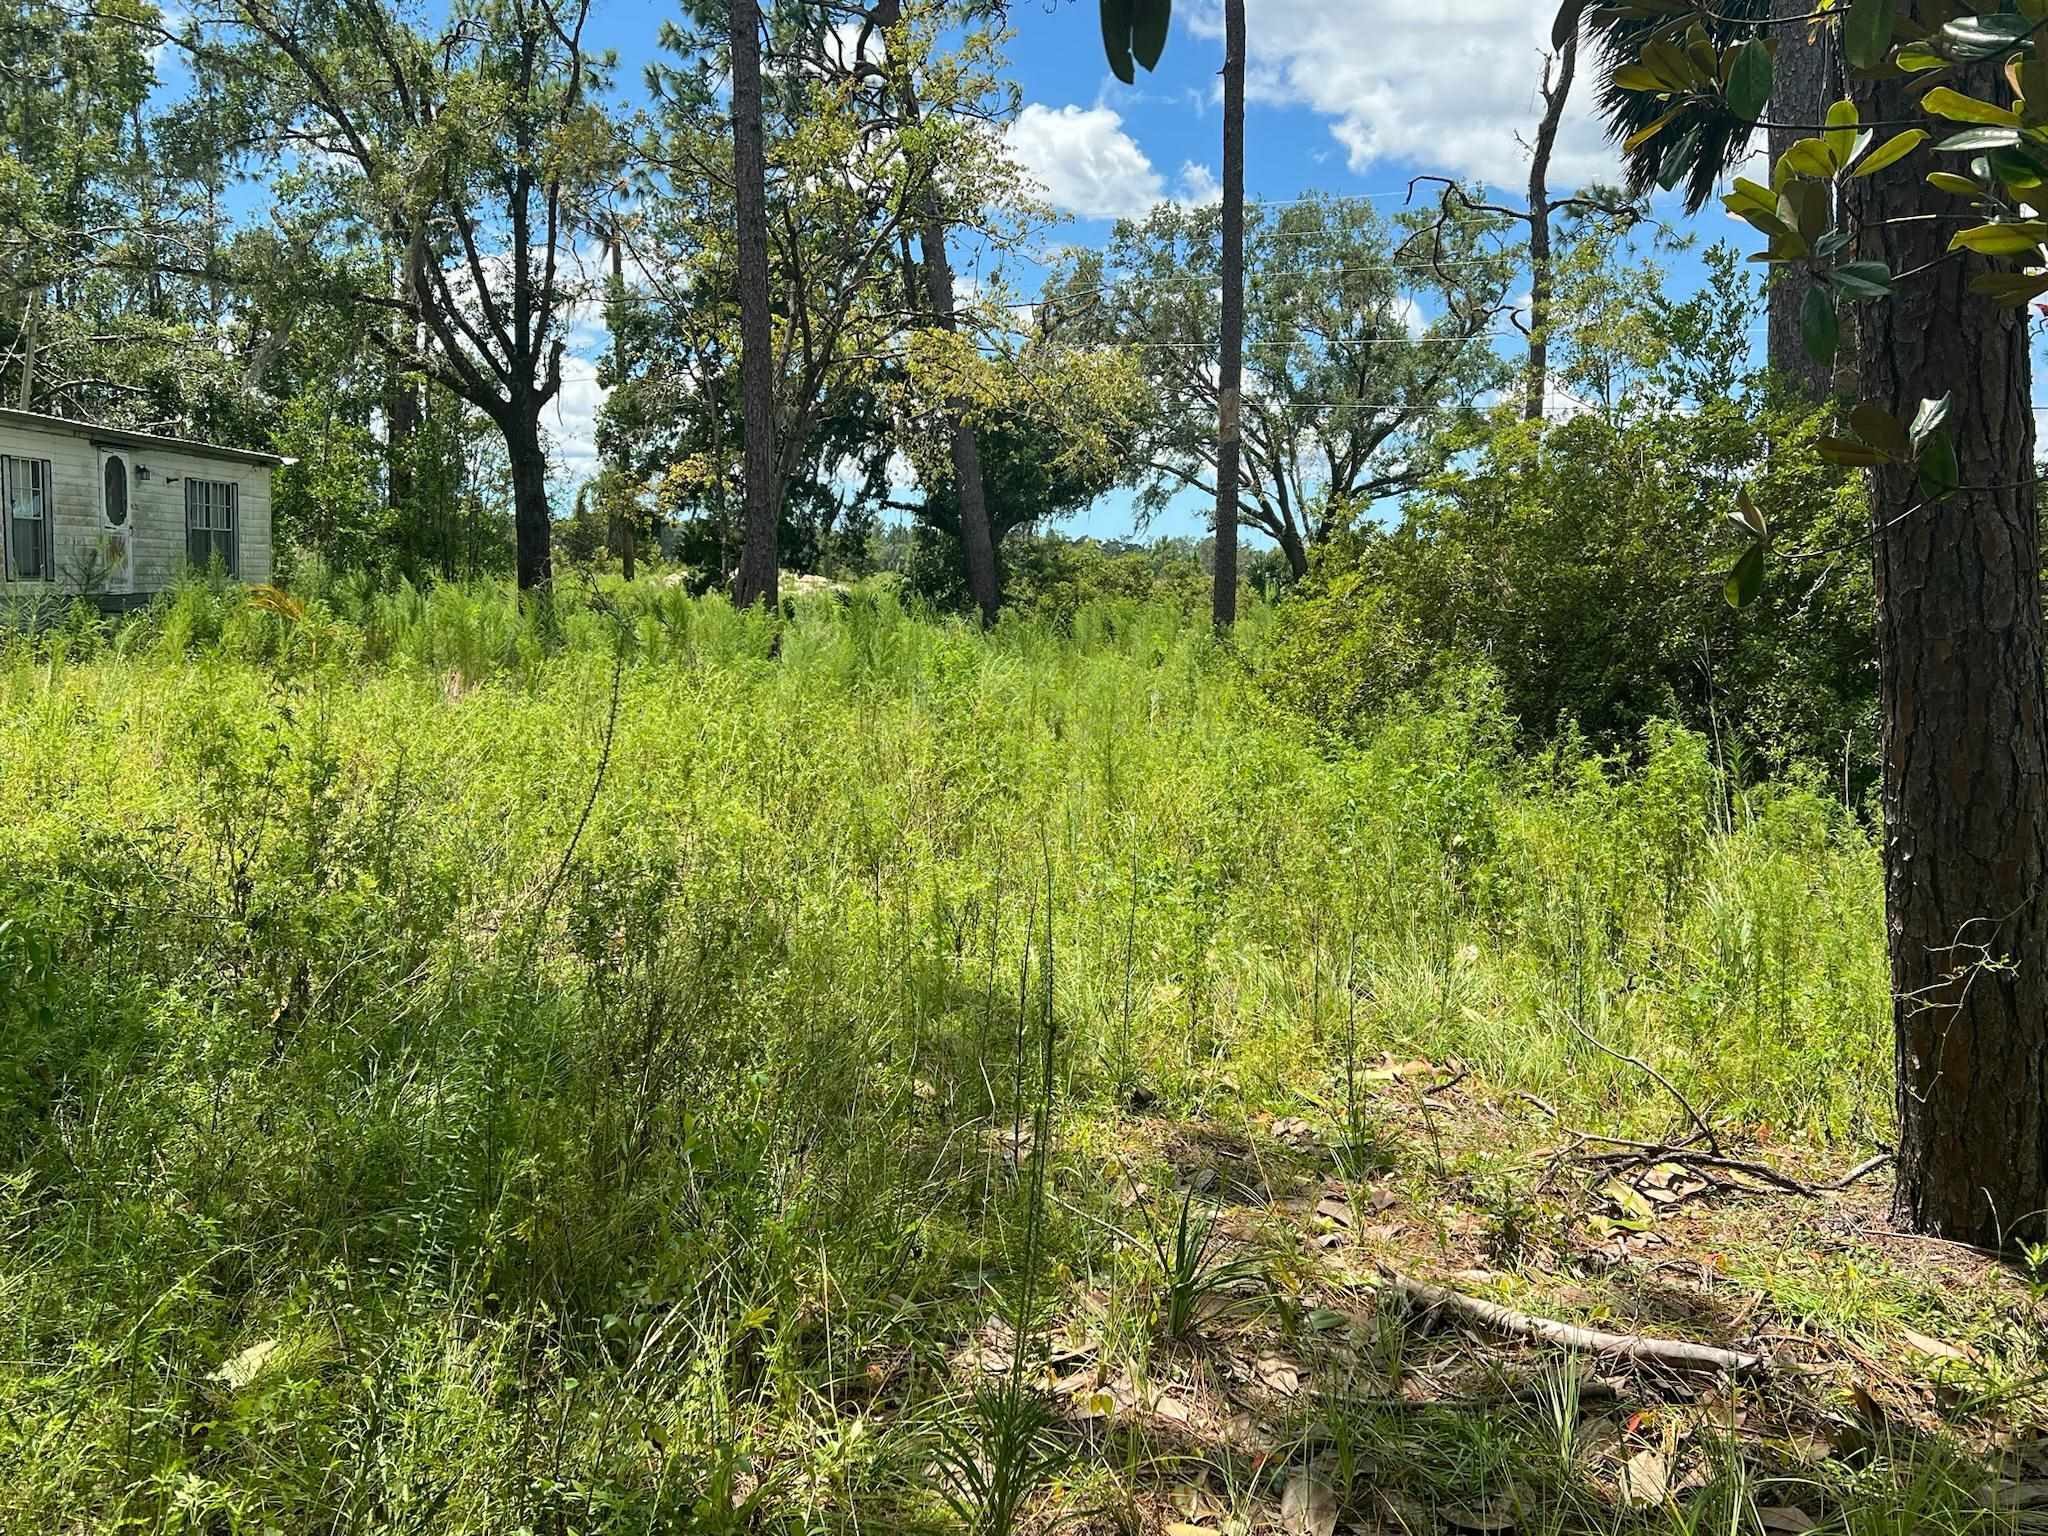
[[166, 0, 1741, 540], [553, 0, 1716, 542]]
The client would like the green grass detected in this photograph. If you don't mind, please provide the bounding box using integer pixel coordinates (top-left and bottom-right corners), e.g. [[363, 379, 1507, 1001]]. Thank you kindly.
[[0, 576, 2003, 1534]]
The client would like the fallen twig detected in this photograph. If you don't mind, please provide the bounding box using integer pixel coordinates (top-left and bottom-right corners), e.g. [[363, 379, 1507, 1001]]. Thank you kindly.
[[1561, 1013, 1721, 1153], [1380, 1273, 1769, 1375], [1575, 1138, 1890, 1199]]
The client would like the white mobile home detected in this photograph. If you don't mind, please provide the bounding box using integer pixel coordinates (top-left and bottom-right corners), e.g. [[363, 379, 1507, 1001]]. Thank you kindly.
[[0, 408, 283, 607]]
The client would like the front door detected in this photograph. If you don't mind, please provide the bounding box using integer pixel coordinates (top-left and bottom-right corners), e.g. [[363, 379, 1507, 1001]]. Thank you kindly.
[[97, 451, 134, 595]]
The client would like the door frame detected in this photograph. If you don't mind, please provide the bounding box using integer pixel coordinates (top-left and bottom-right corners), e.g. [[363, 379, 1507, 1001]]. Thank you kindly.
[[96, 448, 135, 596]]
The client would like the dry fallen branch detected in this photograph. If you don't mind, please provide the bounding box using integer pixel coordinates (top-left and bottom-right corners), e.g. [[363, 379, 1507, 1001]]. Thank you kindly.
[[1572, 1135, 1891, 1199], [1561, 1012, 1721, 1152], [1380, 1273, 1769, 1375]]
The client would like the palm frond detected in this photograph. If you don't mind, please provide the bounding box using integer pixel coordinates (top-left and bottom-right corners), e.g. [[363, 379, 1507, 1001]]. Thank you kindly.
[[1588, 0, 1774, 213]]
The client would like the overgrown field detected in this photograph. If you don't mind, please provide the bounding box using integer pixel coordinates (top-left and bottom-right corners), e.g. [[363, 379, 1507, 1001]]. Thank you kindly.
[[1, 582, 2039, 1534]]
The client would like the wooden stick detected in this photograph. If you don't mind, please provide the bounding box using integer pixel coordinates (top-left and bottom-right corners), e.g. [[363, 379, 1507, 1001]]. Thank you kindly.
[[1381, 1274, 1769, 1375], [1561, 1012, 1721, 1152], [1576, 1139, 1891, 1198]]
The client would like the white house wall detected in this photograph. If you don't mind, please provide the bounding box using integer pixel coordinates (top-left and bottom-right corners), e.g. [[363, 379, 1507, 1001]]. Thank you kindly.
[[0, 420, 274, 598]]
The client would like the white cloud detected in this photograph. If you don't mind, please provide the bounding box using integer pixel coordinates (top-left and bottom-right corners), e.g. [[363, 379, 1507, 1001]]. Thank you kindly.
[[548, 358, 607, 488], [1175, 161, 1222, 207], [1188, 0, 1621, 191], [1006, 103, 1165, 220]]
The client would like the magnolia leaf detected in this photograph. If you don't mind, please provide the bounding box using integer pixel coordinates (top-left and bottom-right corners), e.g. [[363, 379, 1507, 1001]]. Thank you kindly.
[[1657, 122, 1705, 190], [1909, 393, 1952, 449], [1845, 0, 1894, 70], [1917, 426, 1961, 500], [1923, 87, 2023, 126], [1948, 221, 2048, 254], [1642, 37, 1701, 90], [1613, 64, 1668, 93], [1896, 43, 1947, 71], [1730, 486, 1769, 538], [1824, 97, 1860, 163], [1727, 40, 1774, 121], [1969, 269, 2048, 302], [2020, 50, 2048, 123], [1815, 435, 1889, 466], [1100, 0, 1136, 83], [1927, 169, 1986, 195], [1778, 136, 1839, 178], [1900, 1326, 1980, 1364], [1727, 174, 1778, 212], [1852, 128, 1927, 176], [1988, 144, 2048, 189], [1781, 180, 1831, 243], [1132, 0, 1171, 73], [1801, 284, 1839, 364], [1758, 1508, 1819, 1534], [1553, 0, 1589, 51], [1936, 126, 2023, 151], [1830, 259, 1894, 298], [1939, 13, 2037, 62], [1850, 401, 1911, 460]]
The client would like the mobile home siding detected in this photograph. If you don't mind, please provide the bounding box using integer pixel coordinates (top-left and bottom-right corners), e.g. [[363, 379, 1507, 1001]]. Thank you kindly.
[[0, 415, 276, 600]]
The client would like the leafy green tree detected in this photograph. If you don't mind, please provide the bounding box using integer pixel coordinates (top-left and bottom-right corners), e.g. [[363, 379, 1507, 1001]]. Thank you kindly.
[[193, 0, 620, 592], [1045, 198, 1516, 580], [610, 1, 1075, 597], [1263, 242, 1870, 770]]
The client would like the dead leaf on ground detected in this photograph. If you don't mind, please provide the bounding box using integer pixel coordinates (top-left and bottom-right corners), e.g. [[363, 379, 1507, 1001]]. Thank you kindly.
[[1442, 1495, 1515, 1532], [1279, 1470, 1339, 1536], [1620, 1448, 1671, 1507], [1362, 1056, 1437, 1084], [213, 1338, 280, 1391], [1256, 1354, 1303, 1394], [1757, 1507, 1818, 1533], [1314, 1192, 1354, 1228], [1901, 1326, 1980, 1365]]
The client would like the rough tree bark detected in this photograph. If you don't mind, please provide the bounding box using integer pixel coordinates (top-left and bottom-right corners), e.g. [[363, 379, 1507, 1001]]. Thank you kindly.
[[918, 228, 1001, 626], [504, 413, 554, 593], [1212, 0, 1245, 627], [730, 0, 780, 610], [1767, 0, 1835, 397], [1524, 30, 1575, 422], [1854, 44, 2048, 1247]]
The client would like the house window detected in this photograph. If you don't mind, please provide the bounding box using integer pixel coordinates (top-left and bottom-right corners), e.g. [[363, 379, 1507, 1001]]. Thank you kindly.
[[4, 456, 53, 581], [185, 478, 238, 576]]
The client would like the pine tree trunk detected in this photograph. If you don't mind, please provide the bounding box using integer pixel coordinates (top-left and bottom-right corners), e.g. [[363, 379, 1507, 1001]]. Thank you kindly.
[[730, 0, 779, 610], [506, 413, 554, 593], [1768, 0, 1836, 397], [916, 223, 1001, 627], [1524, 32, 1575, 422], [1854, 49, 2048, 1247], [1212, 0, 1245, 629]]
